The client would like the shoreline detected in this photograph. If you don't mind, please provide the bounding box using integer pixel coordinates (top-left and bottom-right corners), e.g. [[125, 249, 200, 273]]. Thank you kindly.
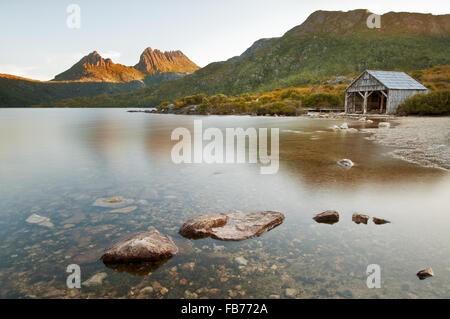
[[361, 116, 450, 171]]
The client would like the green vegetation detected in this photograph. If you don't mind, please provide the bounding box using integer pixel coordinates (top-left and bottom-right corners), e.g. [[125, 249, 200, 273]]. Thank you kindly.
[[156, 86, 345, 116], [397, 90, 450, 115]]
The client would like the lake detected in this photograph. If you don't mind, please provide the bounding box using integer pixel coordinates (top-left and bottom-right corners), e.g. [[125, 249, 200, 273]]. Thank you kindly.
[[0, 108, 449, 298]]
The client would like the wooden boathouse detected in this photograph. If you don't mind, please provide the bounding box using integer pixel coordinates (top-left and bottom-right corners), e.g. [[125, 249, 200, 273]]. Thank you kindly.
[[345, 70, 428, 114]]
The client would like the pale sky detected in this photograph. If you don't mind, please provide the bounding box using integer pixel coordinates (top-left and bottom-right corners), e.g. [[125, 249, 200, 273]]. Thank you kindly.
[[0, 0, 449, 81]]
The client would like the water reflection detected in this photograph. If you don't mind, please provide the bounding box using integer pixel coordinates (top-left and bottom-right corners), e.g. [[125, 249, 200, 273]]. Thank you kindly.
[[0, 109, 449, 298]]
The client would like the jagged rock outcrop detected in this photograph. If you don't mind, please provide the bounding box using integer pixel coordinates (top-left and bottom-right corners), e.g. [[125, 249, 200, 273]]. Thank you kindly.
[[135, 47, 199, 74]]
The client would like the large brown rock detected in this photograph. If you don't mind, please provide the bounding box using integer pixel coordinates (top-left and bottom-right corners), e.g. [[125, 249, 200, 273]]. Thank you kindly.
[[179, 211, 285, 241], [101, 229, 178, 263], [313, 210, 339, 224], [179, 213, 228, 239]]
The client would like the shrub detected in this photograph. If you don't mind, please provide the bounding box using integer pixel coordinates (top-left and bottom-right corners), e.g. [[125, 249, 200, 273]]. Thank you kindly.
[[397, 90, 450, 115]]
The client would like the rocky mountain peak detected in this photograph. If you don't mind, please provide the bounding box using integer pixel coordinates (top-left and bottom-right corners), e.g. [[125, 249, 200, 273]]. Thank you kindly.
[[79, 51, 114, 67], [135, 47, 199, 74]]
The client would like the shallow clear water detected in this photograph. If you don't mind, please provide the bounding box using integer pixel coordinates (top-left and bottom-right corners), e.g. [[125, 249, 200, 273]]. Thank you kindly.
[[0, 108, 449, 299]]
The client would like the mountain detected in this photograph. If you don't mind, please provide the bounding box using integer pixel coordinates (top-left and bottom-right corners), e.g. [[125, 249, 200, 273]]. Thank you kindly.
[[53, 48, 199, 82], [52, 51, 146, 82], [1, 48, 199, 106], [58, 9, 448, 107], [135, 48, 199, 74]]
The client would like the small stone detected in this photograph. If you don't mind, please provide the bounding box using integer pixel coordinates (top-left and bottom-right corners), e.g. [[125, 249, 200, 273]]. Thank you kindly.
[[373, 217, 390, 225], [235, 257, 248, 266], [352, 213, 369, 224], [160, 287, 168, 295], [83, 272, 107, 287], [337, 159, 354, 168], [367, 120, 374, 124], [213, 244, 225, 252], [313, 210, 339, 224], [140, 286, 154, 294], [269, 294, 281, 299], [182, 262, 195, 271], [340, 123, 349, 129], [378, 122, 390, 128], [180, 279, 187, 285], [417, 267, 434, 280], [285, 288, 298, 298]]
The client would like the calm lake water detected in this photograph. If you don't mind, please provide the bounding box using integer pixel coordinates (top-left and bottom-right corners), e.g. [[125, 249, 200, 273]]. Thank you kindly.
[[0, 108, 449, 299]]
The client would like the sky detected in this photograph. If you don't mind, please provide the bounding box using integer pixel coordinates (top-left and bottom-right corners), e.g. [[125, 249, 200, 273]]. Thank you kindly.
[[0, 0, 449, 81]]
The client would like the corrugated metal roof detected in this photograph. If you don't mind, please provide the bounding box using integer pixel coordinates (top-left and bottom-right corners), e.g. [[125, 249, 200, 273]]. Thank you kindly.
[[367, 70, 427, 90]]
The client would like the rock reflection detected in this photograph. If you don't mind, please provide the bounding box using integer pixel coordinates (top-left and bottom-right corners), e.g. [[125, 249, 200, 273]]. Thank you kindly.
[[103, 258, 171, 276]]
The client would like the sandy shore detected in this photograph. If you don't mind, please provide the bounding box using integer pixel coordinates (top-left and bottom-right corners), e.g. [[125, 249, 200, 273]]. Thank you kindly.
[[361, 117, 450, 171]]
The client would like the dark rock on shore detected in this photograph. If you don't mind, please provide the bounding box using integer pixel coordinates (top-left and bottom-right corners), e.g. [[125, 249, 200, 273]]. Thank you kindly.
[[352, 213, 369, 224], [313, 210, 339, 224], [416, 267, 434, 280], [179, 211, 285, 241], [373, 217, 390, 225], [101, 229, 178, 263]]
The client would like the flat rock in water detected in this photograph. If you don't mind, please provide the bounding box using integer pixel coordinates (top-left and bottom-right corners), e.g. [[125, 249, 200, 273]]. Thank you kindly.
[[179, 213, 228, 239], [352, 213, 369, 224], [416, 267, 434, 280], [92, 196, 134, 208], [373, 217, 390, 225], [101, 229, 178, 263], [179, 211, 285, 241], [378, 122, 391, 128], [26, 214, 54, 228], [313, 210, 339, 224], [108, 206, 137, 214]]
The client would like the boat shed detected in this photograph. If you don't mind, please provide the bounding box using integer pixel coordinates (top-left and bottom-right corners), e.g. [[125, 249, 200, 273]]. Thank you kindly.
[[345, 70, 428, 114]]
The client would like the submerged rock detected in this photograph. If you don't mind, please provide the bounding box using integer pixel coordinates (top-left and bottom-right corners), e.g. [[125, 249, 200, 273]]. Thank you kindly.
[[337, 159, 354, 168], [83, 272, 107, 287], [378, 122, 391, 128], [108, 206, 137, 214], [285, 288, 298, 298], [416, 267, 434, 280], [92, 196, 134, 208], [313, 210, 339, 224], [101, 229, 178, 263], [235, 256, 248, 266], [373, 217, 390, 225], [26, 214, 54, 228], [352, 213, 369, 225], [179, 211, 285, 241]]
